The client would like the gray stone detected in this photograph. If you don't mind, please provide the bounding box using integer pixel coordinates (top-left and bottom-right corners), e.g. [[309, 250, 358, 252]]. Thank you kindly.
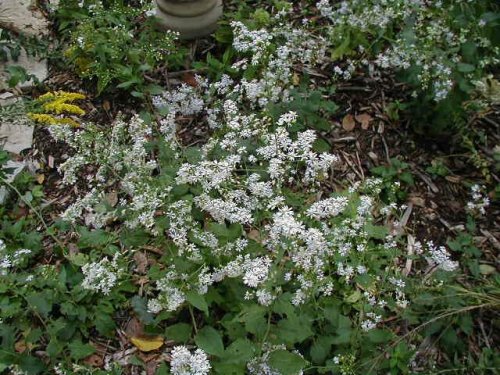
[[0, 0, 49, 89], [0, 122, 34, 155], [0, 0, 49, 37]]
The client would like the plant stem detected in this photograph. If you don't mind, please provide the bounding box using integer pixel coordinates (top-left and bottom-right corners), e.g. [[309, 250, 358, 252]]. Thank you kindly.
[[188, 305, 199, 335], [0, 177, 66, 253]]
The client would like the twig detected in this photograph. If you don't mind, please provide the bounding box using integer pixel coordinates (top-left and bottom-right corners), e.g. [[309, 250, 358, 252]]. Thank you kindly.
[[341, 151, 364, 180], [403, 234, 415, 277], [412, 167, 439, 193], [479, 229, 500, 251]]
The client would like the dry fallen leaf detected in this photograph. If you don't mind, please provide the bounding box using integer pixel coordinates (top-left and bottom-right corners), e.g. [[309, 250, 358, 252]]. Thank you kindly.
[[15, 340, 27, 353], [36, 173, 45, 184], [133, 251, 149, 274], [105, 191, 118, 207], [130, 335, 164, 352], [292, 72, 300, 86], [342, 114, 356, 131], [355, 113, 373, 129], [247, 229, 261, 242], [125, 317, 144, 337], [84, 354, 104, 367], [183, 73, 198, 87]]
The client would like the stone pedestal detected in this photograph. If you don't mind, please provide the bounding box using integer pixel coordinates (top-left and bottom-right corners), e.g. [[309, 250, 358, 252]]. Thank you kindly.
[[155, 0, 223, 39]]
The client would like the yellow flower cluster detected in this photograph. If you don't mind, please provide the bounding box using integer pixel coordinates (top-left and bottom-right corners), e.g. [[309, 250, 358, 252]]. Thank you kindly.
[[29, 114, 80, 128], [29, 91, 86, 127]]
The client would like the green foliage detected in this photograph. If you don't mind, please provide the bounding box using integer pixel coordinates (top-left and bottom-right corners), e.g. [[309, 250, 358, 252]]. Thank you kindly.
[[371, 157, 414, 202], [0, 28, 48, 63], [56, 0, 184, 96]]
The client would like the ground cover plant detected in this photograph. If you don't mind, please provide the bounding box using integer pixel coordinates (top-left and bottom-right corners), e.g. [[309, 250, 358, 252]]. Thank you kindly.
[[0, 0, 499, 374]]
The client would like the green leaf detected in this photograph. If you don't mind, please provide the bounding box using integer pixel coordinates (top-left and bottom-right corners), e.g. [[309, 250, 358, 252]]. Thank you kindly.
[[94, 313, 116, 337], [310, 336, 333, 364], [367, 329, 393, 344], [346, 290, 361, 304], [195, 326, 224, 357], [276, 313, 313, 344], [68, 341, 95, 360], [364, 223, 389, 240], [166, 323, 192, 343], [186, 291, 209, 316], [268, 350, 307, 374], [457, 63, 475, 73], [222, 338, 256, 364], [19, 355, 46, 374], [120, 228, 150, 247], [78, 228, 113, 248], [26, 292, 52, 318], [131, 296, 155, 324], [238, 305, 267, 338], [313, 138, 331, 153]]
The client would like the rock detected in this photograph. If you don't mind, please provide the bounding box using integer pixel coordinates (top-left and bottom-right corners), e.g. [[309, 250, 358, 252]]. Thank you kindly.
[[0, 122, 34, 154], [0, 92, 18, 106], [0, 0, 49, 37], [0, 49, 48, 89], [0, 0, 49, 89]]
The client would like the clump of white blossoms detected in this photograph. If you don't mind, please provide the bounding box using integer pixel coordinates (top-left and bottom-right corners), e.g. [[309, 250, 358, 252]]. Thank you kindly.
[[170, 346, 211, 375], [81, 254, 122, 295], [425, 240, 458, 272], [0, 239, 32, 276], [466, 184, 490, 216], [316, 0, 500, 101], [52, 8, 459, 347]]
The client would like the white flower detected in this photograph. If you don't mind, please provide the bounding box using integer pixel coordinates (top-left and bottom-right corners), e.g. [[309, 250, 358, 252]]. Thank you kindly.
[[81, 254, 121, 295], [243, 256, 272, 288], [425, 241, 458, 272], [306, 196, 349, 219], [170, 346, 211, 375]]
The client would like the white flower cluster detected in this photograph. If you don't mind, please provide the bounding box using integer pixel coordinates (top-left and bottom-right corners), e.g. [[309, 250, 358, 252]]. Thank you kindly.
[[306, 196, 349, 219], [466, 184, 490, 216], [53, 15, 458, 331], [51, 115, 168, 232], [170, 346, 211, 375], [147, 268, 186, 314], [0, 239, 32, 276], [81, 253, 121, 295], [316, 0, 500, 101], [425, 241, 458, 272]]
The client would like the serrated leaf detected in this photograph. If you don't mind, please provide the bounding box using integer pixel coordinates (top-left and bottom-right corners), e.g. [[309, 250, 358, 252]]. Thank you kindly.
[[166, 323, 192, 343], [68, 341, 95, 360], [186, 291, 209, 316], [195, 326, 224, 357], [346, 290, 361, 304], [367, 329, 393, 344], [131, 296, 155, 324], [130, 335, 164, 352], [268, 350, 307, 374]]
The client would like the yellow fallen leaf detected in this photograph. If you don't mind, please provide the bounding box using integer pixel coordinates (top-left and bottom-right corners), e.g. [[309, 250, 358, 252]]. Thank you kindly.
[[130, 335, 164, 352]]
